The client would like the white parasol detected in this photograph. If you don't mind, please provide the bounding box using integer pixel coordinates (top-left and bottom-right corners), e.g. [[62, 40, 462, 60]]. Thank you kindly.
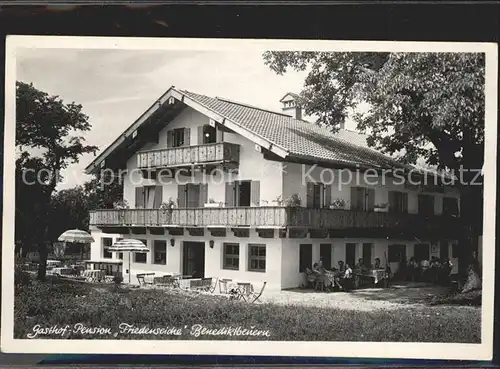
[[107, 238, 149, 283]]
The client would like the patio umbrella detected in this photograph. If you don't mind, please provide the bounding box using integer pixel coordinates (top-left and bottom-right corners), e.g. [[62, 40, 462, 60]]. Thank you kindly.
[[58, 229, 95, 261], [106, 238, 149, 283]]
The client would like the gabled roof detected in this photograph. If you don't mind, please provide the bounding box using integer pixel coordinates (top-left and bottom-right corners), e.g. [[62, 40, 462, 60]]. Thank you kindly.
[[85, 86, 412, 174], [279, 92, 300, 102]]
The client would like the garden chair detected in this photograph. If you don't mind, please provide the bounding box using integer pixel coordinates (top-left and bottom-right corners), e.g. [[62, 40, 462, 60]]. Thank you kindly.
[[241, 281, 267, 303]]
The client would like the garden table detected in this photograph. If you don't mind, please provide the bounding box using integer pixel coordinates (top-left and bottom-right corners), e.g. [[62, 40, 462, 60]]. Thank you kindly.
[[82, 269, 105, 283]]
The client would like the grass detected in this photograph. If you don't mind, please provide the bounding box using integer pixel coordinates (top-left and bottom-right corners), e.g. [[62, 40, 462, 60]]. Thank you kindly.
[[14, 275, 481, 342]]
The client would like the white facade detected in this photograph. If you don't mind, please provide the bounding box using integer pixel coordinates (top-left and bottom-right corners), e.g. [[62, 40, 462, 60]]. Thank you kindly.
[[90, 105, 460, 289]]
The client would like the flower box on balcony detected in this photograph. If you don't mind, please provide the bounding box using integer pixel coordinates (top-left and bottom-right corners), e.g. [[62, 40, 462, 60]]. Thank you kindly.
[[204, 202, 222, 208]]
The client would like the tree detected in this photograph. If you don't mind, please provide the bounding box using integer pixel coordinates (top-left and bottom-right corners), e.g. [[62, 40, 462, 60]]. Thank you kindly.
[[264, 52, 484, 289], [83, 175, 124, 211], [16, 81, 98, 280], [49, 186, 90, 240]]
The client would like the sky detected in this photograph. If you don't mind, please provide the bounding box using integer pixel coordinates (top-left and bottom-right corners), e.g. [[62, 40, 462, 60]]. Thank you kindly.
[[16, 48, 360, 190]]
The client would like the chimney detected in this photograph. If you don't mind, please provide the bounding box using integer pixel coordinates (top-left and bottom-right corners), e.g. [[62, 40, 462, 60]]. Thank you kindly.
[[280, 93, 303, 120]]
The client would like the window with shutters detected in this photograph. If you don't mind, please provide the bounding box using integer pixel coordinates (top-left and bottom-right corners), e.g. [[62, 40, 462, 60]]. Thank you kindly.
[[388, 191, 408, 214], [443, 197, 459, 217], [300, 244, 313, 272], [102, 237, 113, 259], [153, 240, 167, 265], [306, 182, 331, 208], [223, 243, 239, 270], [172, 128, 185, 147], [418, 194, 435, 216], [248, 244, 266, 272], [178, 183, 207, 208], [350, 187, 375, 212]]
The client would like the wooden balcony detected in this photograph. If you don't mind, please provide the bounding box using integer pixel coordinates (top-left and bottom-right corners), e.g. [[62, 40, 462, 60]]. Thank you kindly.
[[90, 207, 458, 236], [137, 142, 240, 169]]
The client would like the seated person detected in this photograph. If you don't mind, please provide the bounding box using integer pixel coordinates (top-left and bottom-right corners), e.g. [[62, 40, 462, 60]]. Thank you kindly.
[[373, 257, 382, 269], [355, 258, 367, 273], [339, 263, 354, 291]]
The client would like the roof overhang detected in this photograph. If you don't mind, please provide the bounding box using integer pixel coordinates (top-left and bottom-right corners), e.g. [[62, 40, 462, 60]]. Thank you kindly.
[[85, 87, 290, 174]]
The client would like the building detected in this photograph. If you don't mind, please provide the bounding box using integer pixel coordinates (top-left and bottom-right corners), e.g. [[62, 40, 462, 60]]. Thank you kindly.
[[86, 86, 461, 290]]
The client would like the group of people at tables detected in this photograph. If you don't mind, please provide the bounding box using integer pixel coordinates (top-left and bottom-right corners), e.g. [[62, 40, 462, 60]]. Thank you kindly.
[[306, 257, 386, 291], [400, 256, 454, 284]]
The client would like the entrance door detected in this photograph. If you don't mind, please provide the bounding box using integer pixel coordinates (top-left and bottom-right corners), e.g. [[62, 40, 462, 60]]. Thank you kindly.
[[345, 243, 356, 268], [182, 242, 205, 278]]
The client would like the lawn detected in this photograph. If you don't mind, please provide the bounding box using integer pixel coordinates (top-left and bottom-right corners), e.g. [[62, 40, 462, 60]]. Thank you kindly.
[[14, 276, 481, 342]]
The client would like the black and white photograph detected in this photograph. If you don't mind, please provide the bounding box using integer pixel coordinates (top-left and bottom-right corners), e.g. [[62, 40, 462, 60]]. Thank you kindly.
[[2, 36, 497, 360]]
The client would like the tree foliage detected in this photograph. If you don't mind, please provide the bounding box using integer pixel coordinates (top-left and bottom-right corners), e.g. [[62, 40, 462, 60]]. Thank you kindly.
[[16, 81, 98, 280], [264, 52, 485, 285], [263, 52, 485, 172]]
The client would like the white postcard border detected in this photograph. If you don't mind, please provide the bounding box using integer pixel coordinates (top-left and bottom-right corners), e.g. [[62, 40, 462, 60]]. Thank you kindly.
[[2, 36, 497, 360]]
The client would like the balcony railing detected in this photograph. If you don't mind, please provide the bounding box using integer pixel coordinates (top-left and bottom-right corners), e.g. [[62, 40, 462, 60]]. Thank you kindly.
[[90, 207, 457, 231], [137, 142, 240, 169]]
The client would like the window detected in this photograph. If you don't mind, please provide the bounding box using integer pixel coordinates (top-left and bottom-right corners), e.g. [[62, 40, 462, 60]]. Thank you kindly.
[[350, 187, 375, 212], [418, 194, 435, 216], [248, 244, 266, 272], [451, 243, 458, 258], [153, 240, 167, 265], [299, 244, 313, 272], [202, 125, 217, 144], [226, 180, 260, 207], [135, 185, 163, 209], [389, 191, 408, 214], [443, 197, 459, 217], [307, 183, 332, 208], [172, 128, 185, 147], [223, 243, 239, 270], [134, 239, 147, 263], [388, 244, 406, 263], [102, 237, 113, 259]]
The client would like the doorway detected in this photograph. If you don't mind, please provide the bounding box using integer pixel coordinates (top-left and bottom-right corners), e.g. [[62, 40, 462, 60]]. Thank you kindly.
[[182, 242, 205, 278], [345, 243, 356, 268], [440, 240, 449, 260], [362, 243, 373, 267], [320, 244, 332, 269]]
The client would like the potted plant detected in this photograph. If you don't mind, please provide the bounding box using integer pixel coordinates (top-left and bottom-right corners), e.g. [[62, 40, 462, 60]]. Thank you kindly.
[[113, 200, 129, 222], [329, 198, 346, 209], [204, 198, 221, 208], [285, 193, 302, 207], [374, 203, 389, 212], [284, 193, 302, 225], [159, 198, 176, 223], [271, 195, 284, 206]]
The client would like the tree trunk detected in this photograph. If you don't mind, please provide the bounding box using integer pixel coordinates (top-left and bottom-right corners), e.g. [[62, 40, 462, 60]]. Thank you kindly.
[[457, 182, 483, 292]]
